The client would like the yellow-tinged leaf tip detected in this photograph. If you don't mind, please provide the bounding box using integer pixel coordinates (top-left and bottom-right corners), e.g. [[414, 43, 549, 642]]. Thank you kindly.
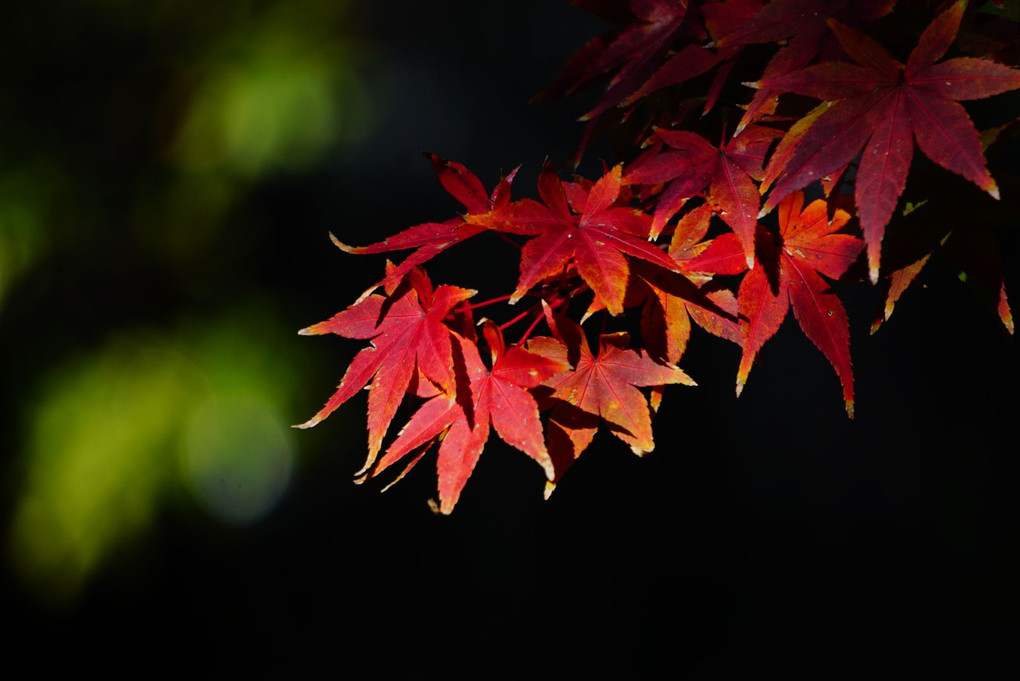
[[538, 456, 556, 482], [353, 460, 375, 480], [354, 283, 382, 304], [868, 251, 881, 285], [989, 183, 1000, 201], [293, 416, 321, 429], [543, 480, 557, 500], [328, 232, 358, 253], [845, 400, 855, 420], [299, 316, 345, 334], [736, 361, 750, 397], [999, 290, 1013, 334]]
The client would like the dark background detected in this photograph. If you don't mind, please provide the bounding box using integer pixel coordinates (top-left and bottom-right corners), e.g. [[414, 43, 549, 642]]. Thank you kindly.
[[2, 0, 1018, 675]]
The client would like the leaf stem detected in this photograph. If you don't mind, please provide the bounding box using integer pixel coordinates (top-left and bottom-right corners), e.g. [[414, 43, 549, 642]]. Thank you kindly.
[[498, 305, 538, 331], [517, 309, 546, 345], [494, 232, 522, 249], [459, 294, 515, 312], [515, 296, 568, 344]]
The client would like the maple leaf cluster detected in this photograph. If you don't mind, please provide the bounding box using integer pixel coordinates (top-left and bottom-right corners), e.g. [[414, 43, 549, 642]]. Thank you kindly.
[[300, 0, 1020, 512]]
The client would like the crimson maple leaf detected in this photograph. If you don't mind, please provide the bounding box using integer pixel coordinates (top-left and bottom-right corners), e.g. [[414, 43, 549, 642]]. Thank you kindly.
[[330, 154, 514, 295], [688, 192, 863, 415], [718, 0, 899, 131], [537, 0, 700, 122], [758, 0, 1020, 281], [617, 0, 867, 116], [870, 254, 931, 334], [759, 101, 833, 194], [465, 163, 680, 315], [369, 322, 566, 514], [633, 202, 742, 365], [624, 125, 780, 261], [619, 43, 722, 107], [296, 269, 475, 476], [576, 202, 740, 408], [525, 312, 695, 491], [627, 202, 742, 412], [711, 0, 895, 48]]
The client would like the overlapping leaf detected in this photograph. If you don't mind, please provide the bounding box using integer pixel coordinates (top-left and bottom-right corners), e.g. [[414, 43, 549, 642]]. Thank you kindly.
[[296, 270, 475, 475], [634, 203, 742, 365], [371, 322, 567, 514], [331, 154, 514, 295], [689, 192, 863, 414], [624, 125, 781, 261], [730, 0, 898, 131], [759, 0, 1020, 281], [297, 1, 1020, 512], [466, 163, 680, 315], [526, 313, 695, 489], [537, 0, 700, 121]]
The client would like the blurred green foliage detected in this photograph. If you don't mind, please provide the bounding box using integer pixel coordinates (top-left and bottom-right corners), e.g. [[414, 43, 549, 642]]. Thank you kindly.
[[2, 0, 370, 604], [171, 15, 364, 177], [9, 310, 302, 604], [0, 163, 63, 308]]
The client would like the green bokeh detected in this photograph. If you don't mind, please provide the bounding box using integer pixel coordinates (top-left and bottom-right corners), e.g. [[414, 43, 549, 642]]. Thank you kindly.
[[0, 162, 62, 308], [2, 0, 369, 605], [8, 310, 304, 604]]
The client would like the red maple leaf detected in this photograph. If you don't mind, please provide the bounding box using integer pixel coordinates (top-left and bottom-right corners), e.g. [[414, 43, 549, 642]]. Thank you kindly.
[[759, 0, 1020, 281], [330, 154, 515, 295], [711, 0, 895, 48], [624, 125, 780, 261], [537, 0, 700, 122], [870, 254, 931, 335], [626, 202, 742, 412], [759, 101, 832, 194], [688, 191, 863, 415], [465, 163, 679, 315], [634, 202, 742, 365], [620, 43, 722, 108], [579, 202, 741, 408], [718, 0, 899, 131], [525, 312, 695, 490], [369, 322, 566, 514], [296, 269, 475, 476]]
